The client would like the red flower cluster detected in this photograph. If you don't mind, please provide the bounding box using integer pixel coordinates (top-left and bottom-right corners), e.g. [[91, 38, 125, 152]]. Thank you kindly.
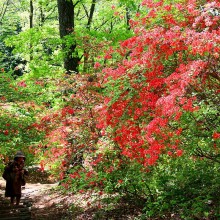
[[97, 0, 220, 166]]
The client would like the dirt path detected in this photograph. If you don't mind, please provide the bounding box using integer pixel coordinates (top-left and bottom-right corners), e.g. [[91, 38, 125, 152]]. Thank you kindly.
[[0, 173, 142, 220], [0, 177, 106, 220], [0, 178, 64, 219]]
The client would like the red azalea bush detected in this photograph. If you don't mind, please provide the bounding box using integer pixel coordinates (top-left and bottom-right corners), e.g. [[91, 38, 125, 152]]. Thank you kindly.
[[52, 4, 220, 218], [20, 0, 219, 217], [96, 0, 220, 166], [31, 74, 104, 176]]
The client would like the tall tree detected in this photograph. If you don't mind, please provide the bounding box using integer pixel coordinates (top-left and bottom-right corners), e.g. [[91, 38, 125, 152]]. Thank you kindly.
[[29, 0, 34, 61], [57, 0, 81, 73]]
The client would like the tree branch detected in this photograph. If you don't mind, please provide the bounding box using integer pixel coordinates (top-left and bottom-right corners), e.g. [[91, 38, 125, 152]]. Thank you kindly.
[[194, 147, 220, 163], [86, 0, 96, 30], [82, 4, 89, 19], [0, 0, 10, 24], [73, 0, 82, 8]]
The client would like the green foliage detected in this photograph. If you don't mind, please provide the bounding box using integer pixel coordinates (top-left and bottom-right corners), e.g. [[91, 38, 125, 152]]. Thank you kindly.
[[179, 81, 220, 162], [0, 70, 46, 169], [0, 0, 29, 73], [0, 21, 25, 73], [0, 107, 44, 167], [62, 142, 220, 218], [5, 25, 63, 78], [141, 154, 220, 219]]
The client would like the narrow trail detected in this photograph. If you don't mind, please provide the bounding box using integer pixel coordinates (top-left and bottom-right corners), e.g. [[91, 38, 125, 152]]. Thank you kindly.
[[0, 169, 143, 220], [0, 178, 63, 220], [0, 166, 78, 220], [0, 176, 104, 220]]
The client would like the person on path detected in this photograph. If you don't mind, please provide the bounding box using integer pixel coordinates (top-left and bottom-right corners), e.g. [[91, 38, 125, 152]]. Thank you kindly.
[[2, 151, 28, 206]]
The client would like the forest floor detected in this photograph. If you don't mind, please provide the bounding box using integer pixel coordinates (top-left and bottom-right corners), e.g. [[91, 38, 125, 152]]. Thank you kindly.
[[0, 168, 144, 220]]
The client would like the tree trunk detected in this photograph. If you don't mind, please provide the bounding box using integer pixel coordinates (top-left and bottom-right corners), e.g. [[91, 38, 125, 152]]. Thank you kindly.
[[125, 7, 131, 30], [39, 6, 45, 26], [57, 0, 80, 73], [83, 0, 97, 73], [30, 0, 34, 61]]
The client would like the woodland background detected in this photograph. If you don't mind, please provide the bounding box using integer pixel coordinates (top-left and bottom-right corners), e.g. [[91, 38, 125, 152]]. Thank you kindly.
[[0, 0, 220, 219]]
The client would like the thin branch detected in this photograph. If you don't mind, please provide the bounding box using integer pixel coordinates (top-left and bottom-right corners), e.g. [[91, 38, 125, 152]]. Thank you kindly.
[[194, 147, 220, 163], [44, 6, 57, 21], [94, 18, 112, 31], [0, 0, 10, 24], [82, 4, 89, 19], [76, 7, 81, 17], [73, 0, 82, 8]]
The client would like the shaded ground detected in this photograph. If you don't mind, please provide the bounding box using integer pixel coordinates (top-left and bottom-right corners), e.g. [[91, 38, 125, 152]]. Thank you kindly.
[[0, 168, 142, 220], [3, 167, 215, 220]]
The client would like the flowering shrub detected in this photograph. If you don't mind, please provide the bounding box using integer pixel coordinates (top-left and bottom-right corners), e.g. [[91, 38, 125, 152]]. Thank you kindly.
[[55, 3, 220, 219], [1, 0, 219, 218], [96, 0, 220, 166]]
